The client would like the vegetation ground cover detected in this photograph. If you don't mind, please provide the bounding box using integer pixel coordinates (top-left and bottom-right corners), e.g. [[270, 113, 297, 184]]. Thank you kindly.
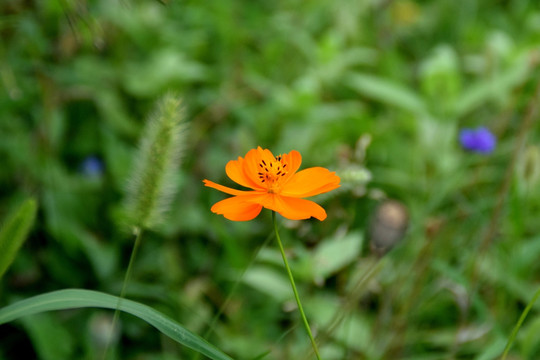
[[1, 1, 540, 359]]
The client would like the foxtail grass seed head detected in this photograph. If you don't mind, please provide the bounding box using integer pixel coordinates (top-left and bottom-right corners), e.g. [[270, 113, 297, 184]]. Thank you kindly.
[[517, 145, 540, 190], [369, 200, 409, 257], [124, 94, 187, 230]]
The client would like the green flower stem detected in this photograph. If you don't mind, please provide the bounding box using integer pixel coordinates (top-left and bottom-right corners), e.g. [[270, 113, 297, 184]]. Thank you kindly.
[[272, 212, 322, 360], [501, 286, 540, 360], [102, 227, 144, 360]]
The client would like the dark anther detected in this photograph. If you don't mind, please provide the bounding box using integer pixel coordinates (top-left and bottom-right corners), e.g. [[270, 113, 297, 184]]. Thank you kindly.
[[283, 164, 287, 168], [262, 160, 267, 166], [261, 179, 265, 183], [281, 173, 286, 176], [276, 171, 281, 175]]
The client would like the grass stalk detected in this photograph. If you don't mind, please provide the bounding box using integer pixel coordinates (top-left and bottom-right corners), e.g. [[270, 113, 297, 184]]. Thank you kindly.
[[102, 227, 144, 360], [501, 286, 540, 360]]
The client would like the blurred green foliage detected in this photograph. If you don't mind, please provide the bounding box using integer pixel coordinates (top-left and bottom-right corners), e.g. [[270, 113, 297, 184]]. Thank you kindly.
[[0, 198, 37, 279], [1, 0, 540, 359]]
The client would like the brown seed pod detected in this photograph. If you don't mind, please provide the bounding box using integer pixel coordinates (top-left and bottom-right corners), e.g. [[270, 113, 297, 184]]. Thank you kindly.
[[369, 200, 409, 256]]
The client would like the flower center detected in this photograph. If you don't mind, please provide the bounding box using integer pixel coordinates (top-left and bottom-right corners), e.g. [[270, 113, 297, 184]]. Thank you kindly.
[[257, 155, 288, 193]]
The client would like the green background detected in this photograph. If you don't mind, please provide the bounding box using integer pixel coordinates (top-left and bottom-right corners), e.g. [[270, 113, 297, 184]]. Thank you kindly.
[[1, 0, 540, 359]]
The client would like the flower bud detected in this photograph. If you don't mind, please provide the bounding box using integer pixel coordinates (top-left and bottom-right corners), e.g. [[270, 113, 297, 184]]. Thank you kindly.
[[369, 200, 409, 256]]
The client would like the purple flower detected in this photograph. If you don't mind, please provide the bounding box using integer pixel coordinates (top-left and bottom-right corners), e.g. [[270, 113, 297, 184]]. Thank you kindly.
[[81, 156, 104, 177], [459, 127, 496, 154]]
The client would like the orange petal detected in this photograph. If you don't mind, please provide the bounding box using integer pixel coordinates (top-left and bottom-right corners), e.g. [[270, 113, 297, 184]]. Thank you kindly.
[[210, 195, 263, 221], [242, 147, 275, 187], [258, 146, 278, 168], [249, 194, 327, 220], [274, 196, 327, 221], [281, 167, 340, 198], [203, 179, 257, 196], [279, 150, 302, 182], [225, 157, 262, 190]]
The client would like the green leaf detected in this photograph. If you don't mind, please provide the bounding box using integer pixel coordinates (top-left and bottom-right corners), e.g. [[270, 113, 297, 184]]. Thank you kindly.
[[0, 198, 38, 279], [312, 231, 363, 281], [242, 266, 292, 302], [346, 73, 427, 115], [473, 337, 506, 360], [307, 296, 375, 357], [0, 289, 234, 360], [21, 313, 75, 360], [453, 55, 529, 117], [520, 315, 540, 358], [249, 350, 272, 360]]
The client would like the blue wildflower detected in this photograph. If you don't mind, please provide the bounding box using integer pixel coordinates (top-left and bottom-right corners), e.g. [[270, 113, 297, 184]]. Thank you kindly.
[[81, 156, 104, 177], [459, 127, 496, 154]]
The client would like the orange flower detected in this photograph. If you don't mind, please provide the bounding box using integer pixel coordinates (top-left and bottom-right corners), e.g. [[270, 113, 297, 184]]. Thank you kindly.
[[203, 147, 340, 221]]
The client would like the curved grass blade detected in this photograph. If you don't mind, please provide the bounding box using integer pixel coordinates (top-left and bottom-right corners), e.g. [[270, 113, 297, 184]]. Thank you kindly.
[[0, 198, 38, 279], [0, 289, 233, 360], [249, 350, 271, 360], [501, 286, 540, 360]]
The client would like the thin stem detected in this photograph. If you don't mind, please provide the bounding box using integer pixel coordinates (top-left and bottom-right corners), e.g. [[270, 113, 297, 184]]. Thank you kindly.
[[272, 211, 321, 360], [473, 79, 540, 265], [467, 78, 540, 287], [102, 226, 144, 360], [501, 286, 540, 360]]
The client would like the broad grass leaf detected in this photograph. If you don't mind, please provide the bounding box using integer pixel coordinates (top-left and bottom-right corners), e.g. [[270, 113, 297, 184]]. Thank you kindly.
[[473, 337, 506, 360], [242, 266, 292, 302], [515, 236, 540, 276], [21, 313, 75, 360], [312, 231, 363, 281], [0, 198, 38, 279], [248, 350, 271, 360], [0, 289, 233, 360], [520, 315, 540, 358], [307, 296, 374, 358], [123, 50, 207, 97], [480, 253, 532, 304], [453, 55, 529, 117], [346, 73, 427, 115]]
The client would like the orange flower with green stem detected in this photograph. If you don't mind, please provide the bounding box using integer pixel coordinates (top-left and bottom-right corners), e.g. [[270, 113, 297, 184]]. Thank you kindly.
[[203, 146, 340, 221], [204, 146, 340, 360]]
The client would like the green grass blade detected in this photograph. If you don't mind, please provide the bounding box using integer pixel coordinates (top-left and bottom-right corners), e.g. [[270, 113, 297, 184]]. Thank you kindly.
[[501, 286, 540, 360], [0, 289, 234, 360], [346, 72, 427, 115], [0, 198, 38, 279]]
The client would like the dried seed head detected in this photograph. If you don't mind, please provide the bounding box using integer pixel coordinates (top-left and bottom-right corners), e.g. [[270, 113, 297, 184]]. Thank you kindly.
[[517, 145, 540, 191], [369, 200, 409, 257]]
